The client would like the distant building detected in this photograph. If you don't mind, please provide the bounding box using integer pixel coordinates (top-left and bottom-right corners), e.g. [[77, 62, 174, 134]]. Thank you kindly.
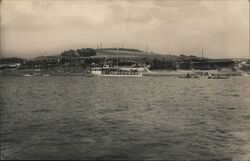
[[192, 59, 235, 70]]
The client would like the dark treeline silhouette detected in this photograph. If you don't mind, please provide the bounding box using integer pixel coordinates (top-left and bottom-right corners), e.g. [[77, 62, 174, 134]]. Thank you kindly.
[[150, 58, 177, 70], [61, 48, 96, 57], [61, 50, 76, 57], [0, 57, 24, 64], [76, 48, 96, 57]]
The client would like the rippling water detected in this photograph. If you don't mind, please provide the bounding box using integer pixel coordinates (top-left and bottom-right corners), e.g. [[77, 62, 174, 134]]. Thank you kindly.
[[0, 76, 249, 160]]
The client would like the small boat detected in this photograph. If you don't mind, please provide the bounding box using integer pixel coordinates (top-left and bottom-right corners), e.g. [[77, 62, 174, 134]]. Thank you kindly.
[[241, 73, 250, 76], [208, 74, 229, 79], [178, 73, 200, 79], [178, 76, 192, 78], [23, 74, 34, 77], [87, 65, 145, 77], [178, 76, 200, 79], [42, 74, 50, 77]]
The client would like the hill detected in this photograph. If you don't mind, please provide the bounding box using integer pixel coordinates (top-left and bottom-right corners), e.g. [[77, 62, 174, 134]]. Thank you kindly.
[[94, 48, 178, 60]]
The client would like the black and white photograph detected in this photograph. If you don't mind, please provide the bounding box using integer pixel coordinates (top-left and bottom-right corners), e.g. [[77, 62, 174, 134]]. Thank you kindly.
[[0, 0, 249, 160]]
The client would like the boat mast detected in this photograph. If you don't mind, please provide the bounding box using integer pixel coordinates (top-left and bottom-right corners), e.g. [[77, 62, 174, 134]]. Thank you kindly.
[[105, 56, 107, 66], [116, 48, 118, 67], [202, 48, 204, 61]]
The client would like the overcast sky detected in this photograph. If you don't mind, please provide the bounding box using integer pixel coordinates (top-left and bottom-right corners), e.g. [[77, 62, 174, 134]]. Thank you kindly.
[[1, 0, 249, 58]]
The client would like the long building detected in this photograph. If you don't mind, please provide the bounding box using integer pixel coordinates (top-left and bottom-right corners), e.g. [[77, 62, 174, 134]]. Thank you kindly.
[[192, 59, 235, 70]]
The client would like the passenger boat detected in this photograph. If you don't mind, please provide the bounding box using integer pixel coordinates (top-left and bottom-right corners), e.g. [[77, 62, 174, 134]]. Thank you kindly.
[[87, 65, 144, 77]]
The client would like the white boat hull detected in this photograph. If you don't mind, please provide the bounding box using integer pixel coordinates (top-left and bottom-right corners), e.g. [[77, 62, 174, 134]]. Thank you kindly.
[[88, 65, 145, 77], [89, 74, 142, 77]]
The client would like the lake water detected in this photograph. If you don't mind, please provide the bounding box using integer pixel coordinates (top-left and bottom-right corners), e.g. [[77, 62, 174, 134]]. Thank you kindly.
[[0, 76, 249, 160]]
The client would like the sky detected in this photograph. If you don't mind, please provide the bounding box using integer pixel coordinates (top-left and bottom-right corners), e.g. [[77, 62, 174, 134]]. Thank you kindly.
[[0, 0, 249, 58]]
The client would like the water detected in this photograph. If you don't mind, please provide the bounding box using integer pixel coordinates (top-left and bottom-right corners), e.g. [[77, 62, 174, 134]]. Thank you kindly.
[[0, 76, 249, 160]]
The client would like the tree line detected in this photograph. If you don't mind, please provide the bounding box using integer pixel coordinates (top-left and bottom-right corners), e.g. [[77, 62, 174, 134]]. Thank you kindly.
[[61, 48, 96, 57]]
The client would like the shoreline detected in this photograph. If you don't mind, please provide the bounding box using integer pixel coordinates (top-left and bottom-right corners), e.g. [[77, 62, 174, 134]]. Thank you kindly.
[[1, 68, 249, 77]]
